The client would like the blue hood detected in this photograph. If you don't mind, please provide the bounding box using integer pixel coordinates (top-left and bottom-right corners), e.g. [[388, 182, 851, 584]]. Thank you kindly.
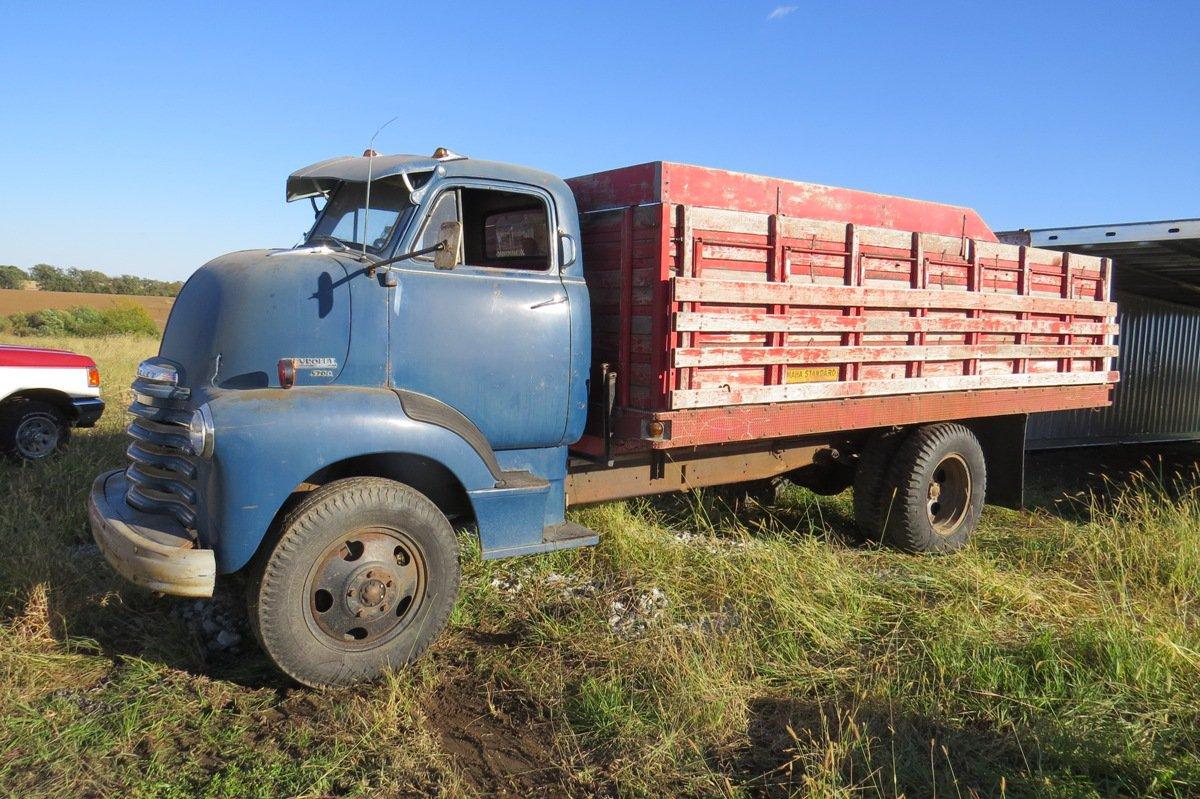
[[159, 249, 355, 397]]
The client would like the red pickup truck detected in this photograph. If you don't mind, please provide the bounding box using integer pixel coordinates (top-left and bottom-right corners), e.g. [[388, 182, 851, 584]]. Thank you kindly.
[[0, 345, 105, 461]]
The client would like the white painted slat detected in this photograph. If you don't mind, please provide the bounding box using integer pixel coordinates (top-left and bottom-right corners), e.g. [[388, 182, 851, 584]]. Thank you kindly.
[[674, 311, 1118, 336], [673, 277, 1115, 317], [672, 343, 1119, 368], [671, 370, 1116, 409]]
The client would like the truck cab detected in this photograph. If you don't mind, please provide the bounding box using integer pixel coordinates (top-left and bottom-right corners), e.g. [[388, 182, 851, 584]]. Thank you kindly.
[[89, 150, 598, 686]]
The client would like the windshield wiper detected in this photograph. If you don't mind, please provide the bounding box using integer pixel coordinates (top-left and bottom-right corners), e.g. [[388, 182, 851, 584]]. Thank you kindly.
[[305, 235, 375, 262]]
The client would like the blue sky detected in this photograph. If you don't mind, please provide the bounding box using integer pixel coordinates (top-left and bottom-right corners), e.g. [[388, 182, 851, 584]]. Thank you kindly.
[[2, 1, 1197, 281]]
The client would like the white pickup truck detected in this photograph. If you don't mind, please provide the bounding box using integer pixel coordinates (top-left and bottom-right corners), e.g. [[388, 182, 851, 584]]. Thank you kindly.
[[0, 345, 105, 461]]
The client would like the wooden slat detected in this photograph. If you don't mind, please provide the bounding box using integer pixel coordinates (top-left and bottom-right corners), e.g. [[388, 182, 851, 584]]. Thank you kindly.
[[674, 311, 1119, 336], [911, 231, 926, 379], [672, 343, 1119, 368], [846, 224, 861, 381], [767, 213, 786, 385], [672, 277, 1115, 317], [617, 206, 634, 406], [671, 370, 1117, 409]]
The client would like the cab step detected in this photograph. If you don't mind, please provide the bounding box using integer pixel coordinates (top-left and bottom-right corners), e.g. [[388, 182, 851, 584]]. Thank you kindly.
[[542, 520, 599, 550]]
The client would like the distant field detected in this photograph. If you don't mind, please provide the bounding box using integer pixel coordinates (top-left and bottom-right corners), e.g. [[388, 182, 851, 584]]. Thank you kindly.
[[0, 289, 174, 328]]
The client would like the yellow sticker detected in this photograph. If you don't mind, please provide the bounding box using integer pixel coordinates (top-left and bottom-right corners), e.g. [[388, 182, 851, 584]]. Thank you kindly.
[[786, 366, 839, 384]]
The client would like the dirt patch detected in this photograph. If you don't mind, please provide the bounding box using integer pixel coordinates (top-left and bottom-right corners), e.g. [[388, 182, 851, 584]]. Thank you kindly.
[[0, 288, 174, 327], [420, 667, 577, 798]]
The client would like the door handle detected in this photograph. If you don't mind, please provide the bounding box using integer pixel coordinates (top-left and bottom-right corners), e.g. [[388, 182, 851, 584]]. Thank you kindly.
[[530, 295, 568, 309]]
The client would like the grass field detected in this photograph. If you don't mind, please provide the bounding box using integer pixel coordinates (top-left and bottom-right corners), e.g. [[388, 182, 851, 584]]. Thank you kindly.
[[1, 333, 1199, 797], [0, 289, 174, 328]]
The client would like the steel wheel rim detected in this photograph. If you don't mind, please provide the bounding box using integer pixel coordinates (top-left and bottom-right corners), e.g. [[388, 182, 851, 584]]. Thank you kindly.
[[15, 416, 58, 459], [303, 527, 427, 652], [927, 453, 971, 536]]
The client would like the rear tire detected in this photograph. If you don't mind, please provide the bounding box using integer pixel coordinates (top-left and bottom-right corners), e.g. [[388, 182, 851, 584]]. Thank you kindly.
[[851, 428, 909, 543], [247, 477, 460, 687], [880, 423, 986, 554], [0, 399, 69, 463]]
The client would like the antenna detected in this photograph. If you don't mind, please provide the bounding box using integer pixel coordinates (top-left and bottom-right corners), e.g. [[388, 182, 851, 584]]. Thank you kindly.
[[361, 116, 399, 256]]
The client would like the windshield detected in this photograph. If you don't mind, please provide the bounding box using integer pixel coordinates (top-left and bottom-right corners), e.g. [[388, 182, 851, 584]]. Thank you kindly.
[[306, 179, 412, 256]]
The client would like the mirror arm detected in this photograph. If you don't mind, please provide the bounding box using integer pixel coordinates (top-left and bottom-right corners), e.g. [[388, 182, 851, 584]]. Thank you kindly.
[[367, 241, 446, 276]]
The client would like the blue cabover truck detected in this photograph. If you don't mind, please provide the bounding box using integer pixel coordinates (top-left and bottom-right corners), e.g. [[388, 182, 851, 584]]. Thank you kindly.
[[89, 149, 1117, 686]]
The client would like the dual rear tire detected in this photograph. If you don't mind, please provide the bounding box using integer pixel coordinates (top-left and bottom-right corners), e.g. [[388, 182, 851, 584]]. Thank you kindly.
[[852, 423, 986, 554]]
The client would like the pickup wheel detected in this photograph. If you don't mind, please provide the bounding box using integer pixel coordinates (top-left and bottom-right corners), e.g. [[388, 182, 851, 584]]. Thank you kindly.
[[0, 399, 69, 463], [880, 423, 986, 554], [851, 428, 910, 543], [247, 477, 460, 688]]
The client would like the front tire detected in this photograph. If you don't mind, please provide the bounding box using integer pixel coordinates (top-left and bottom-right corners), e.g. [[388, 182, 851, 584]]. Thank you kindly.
[[247, 477, 460, 687], [0, 399, 69, 463]]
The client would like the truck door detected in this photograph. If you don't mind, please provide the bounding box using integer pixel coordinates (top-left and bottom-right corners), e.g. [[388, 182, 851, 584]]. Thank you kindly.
[[389, 181, 571, 450]]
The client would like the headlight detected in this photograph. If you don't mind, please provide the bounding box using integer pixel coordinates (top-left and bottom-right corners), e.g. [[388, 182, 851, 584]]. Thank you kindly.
[[189, 404, 215, 458]]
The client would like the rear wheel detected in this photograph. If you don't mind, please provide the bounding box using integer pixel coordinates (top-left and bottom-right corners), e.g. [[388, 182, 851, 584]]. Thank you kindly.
[[247, 477, 460, 687], [880, 423, 986, 554], [851, 428, 909, 543], [0, 400, 69, 463]]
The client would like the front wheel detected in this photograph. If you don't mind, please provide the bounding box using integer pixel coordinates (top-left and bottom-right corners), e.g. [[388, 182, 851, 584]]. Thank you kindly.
[[247, 477, 460, 687]]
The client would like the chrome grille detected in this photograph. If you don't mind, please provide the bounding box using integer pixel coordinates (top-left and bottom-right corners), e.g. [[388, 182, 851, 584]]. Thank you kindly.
[[125, 374, 198, 528]]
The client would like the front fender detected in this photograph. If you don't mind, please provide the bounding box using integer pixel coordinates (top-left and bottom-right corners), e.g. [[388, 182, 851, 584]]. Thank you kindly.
[[202, 387, 499, 573]]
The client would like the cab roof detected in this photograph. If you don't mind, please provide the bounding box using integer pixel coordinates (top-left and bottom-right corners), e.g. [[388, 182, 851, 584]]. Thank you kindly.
[[286, 152, 566, 203]]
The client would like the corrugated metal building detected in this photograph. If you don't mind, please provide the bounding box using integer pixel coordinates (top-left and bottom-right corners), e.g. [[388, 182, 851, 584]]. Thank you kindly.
[[998, 219, 1200, 448]]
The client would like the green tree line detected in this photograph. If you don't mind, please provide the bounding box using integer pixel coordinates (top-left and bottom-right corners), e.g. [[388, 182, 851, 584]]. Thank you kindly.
[[0, 263, 182, 296]]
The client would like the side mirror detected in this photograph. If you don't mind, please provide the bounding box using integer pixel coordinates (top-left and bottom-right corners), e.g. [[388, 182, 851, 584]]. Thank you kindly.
[[434, 220, 463, 270]]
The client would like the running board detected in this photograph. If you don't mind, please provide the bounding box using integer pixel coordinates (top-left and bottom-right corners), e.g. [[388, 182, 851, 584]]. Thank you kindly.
[[480, 520, 599, 560], [542, 521, 599, 549]]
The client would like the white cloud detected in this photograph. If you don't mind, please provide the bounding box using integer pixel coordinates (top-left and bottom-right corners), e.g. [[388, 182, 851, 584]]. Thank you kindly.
[[767, 5, 798, 20]]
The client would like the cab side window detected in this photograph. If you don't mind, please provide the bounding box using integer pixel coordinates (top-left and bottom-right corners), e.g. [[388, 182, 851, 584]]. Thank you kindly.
[[461, 188, 551, 271]]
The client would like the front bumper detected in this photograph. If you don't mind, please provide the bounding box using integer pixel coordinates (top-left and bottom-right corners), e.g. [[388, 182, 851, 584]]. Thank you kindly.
[[71, 396, 105, 428], [88, 469, 215, 597]]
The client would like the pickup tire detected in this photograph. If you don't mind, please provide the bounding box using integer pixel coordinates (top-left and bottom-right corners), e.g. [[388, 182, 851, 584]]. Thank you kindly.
[[851, 428, 910, 543], [0, 399, 70, 463], [880, 423, 986, 554], [247, 477, 460, 688]]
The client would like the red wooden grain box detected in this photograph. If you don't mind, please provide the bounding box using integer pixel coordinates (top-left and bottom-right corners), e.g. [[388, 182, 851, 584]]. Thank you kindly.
[[566, 162, 1118, 450]]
